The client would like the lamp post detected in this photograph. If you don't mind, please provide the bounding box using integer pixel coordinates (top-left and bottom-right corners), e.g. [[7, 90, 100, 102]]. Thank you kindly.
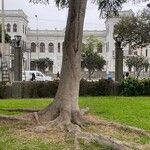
[[12, 35, 22, 81], [35, 15, 39, 60], [114, 34, 123, 82], [0, 52, 2, 81], [1, 0, 5, 60]]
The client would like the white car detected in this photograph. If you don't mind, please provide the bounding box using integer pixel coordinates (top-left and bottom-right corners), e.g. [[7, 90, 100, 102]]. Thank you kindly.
[[22, 70, 52, 81]]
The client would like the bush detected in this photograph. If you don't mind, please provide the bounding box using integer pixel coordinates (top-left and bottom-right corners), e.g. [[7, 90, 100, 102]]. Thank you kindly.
[[21, 80, 59, 98], [0, 82, 12, 99], [79, 79, 120, 96], [120, 77, 145, 96], [0, 78, 149, 98], [141, 78, 150, 96]]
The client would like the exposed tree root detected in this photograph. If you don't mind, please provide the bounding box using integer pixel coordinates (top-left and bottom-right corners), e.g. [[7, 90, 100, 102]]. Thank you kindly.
[[0, 108, 40, 112], [0, 110, 149, 150], [0, 115, 26, 123], [28, 111, 127, 150], [85, 115, 150, 137]]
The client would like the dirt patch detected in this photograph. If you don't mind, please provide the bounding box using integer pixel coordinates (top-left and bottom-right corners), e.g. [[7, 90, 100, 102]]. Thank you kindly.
[[0, 114, 150, 150]]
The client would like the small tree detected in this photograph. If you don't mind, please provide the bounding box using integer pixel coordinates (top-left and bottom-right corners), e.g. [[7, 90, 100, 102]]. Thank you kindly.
[[114, 9, 150, 50], [82, 36, 106, 80], [31, 58, 53, 73], [0, 25, 11, 43], [126, 56, 149, 78]]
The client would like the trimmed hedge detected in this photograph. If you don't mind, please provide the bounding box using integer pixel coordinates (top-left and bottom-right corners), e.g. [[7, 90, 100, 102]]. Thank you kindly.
[[80, 79, 120, 96], [0, 79, 120, 99], [120, 77, 150, 96], [0, 78, 149, 98]]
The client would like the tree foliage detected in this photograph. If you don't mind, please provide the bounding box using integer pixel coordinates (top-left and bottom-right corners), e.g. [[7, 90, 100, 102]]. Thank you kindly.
[[125, 56, 150, 78], [31, 58, 53, 73], [114, 9, 150, 49], [82, 36, 106, 79], [0, 25, 11, 43]]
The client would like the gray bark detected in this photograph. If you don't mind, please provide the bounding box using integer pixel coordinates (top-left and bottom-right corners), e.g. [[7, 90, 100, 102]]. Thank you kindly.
[[39, 0, 88, 123]]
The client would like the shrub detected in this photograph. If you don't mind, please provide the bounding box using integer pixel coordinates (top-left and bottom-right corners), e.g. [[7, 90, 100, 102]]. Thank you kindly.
[[141, 78, 150, 96], [79, 79, 120, 96], [21, 80, 59, 98], [120, 77, 144, 96]]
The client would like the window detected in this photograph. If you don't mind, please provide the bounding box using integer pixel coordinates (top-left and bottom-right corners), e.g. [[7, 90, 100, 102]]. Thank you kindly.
[[134, 51, 137, 55], [106, 42, 109, 52], [58, 42, 60, 53], [36, 72, 43, 77], [13, 23, 17, 32], [31, 42, 36, 52], [25, 26, 27, 34], [49, 43, 54, 53], [40, 42, 45, 53], [97, 42, 103, 53], [6, 23, 11, 32], [23, 25, 24, 33], [146, 49, 148, 57]]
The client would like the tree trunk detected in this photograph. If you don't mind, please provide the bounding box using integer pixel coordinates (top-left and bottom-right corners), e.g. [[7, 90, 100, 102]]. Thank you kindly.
[[38, 0, 88, 124]]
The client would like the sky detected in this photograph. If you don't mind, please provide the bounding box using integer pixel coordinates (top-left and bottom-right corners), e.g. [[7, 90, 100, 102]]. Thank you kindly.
[[1, 0, 150, 31]]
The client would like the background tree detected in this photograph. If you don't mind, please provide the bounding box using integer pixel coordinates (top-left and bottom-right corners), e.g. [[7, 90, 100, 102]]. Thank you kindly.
[[0, 25, 11, 43], [31, 58, 53, 73], [114, 9, 150, 50], [125, 56, 149, 78], [81, 36, 106, 80]]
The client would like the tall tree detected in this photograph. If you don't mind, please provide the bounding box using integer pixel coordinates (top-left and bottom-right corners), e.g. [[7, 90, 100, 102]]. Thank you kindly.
[[29, 0, 148, 126]]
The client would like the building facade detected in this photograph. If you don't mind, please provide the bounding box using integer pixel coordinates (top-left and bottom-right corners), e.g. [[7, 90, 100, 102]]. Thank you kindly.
[[0, 9, 149, 77]]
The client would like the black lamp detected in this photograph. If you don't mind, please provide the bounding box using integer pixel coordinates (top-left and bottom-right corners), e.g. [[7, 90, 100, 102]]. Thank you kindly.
[[14, 35, 22, 47]]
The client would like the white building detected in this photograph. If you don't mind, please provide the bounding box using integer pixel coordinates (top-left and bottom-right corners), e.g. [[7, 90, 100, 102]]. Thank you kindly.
[[0, 9, 149, 77]]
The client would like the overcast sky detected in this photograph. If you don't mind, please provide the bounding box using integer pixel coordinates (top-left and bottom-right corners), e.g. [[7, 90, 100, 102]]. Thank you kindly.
[[1, 0, 150, 30]]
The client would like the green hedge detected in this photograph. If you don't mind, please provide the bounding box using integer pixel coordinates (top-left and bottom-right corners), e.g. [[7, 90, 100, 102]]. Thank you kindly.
[[80, 79, 120, 96], [120, 77, 150, 96], [0, 78, 149, 98], [0, 79, 120, 99]]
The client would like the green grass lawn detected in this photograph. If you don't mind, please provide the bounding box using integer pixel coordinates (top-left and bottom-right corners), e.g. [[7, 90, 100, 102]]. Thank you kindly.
[[0, 97, 150, 130]]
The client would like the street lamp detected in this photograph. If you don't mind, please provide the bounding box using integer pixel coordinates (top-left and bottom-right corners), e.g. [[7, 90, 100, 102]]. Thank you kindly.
[[14, 35, 22, 47], [114, 34, 123, 82]]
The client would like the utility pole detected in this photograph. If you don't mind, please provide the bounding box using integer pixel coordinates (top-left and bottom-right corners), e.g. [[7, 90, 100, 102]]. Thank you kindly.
[[1, 0, 5, 59]]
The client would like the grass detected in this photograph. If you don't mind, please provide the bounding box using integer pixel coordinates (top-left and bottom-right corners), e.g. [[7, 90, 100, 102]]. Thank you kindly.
[[80, 97, 150, 131], [0, 97, 150, 130], [0, 97, 150, 149]]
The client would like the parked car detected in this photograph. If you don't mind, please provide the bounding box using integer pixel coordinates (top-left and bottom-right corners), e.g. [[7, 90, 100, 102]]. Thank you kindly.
[[22, 70, 52, 81]]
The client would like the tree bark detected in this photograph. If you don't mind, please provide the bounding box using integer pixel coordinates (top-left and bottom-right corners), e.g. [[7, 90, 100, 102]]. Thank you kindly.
[[38, 0, 88, 124]]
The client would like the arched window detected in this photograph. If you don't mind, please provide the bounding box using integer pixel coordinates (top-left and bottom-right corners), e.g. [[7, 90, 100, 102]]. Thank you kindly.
[[146, 49, 148, 57], [49, 43, 54, 53], [6, 23, 11, 32], [31, 42, 36, 52], [25, 26, 27, 34], [58, 42, 60, 53], [23, 25, 24, 33], [40, 42, 45, 53], [13, 23, 17, 32]]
